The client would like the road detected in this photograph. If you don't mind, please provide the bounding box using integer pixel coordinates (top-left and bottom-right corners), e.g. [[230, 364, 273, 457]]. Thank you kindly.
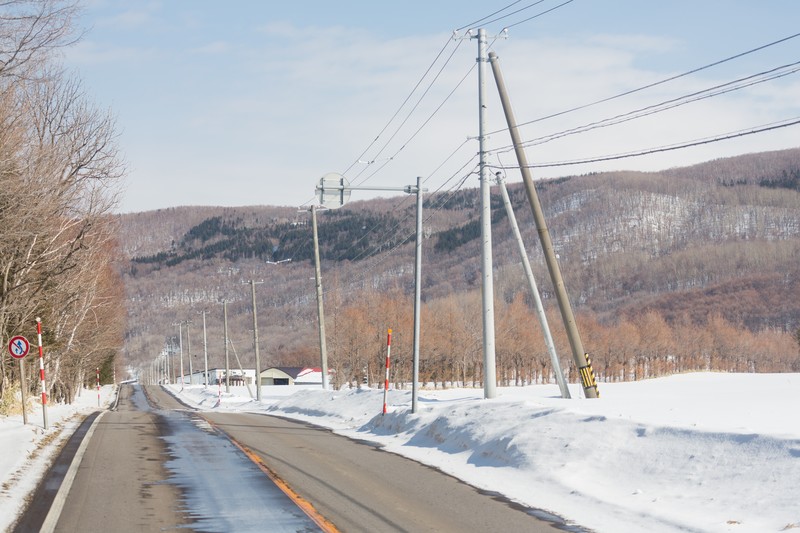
[[16, 384, 567, 532]]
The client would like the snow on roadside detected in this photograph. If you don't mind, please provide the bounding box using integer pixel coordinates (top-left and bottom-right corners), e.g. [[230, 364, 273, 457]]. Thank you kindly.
[[0, 385, 115, 532], [173, 373, 800, 533]]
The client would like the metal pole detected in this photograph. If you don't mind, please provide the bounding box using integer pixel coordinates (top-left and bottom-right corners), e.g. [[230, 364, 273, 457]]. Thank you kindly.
[[477, 28, 497, 399], [497, 174, 571, 398], [186, 322, 193, 385], [250, 280, 262, 401], [178, 322, 185, 389], [488, 50, 598, 398], [35, 318, 48, 429], [411, 177, 423, 413], [202, 310, 209, 387], [311, 205, 330, 390], [223, 301, 230, 393], [18, 358, 28, 425]]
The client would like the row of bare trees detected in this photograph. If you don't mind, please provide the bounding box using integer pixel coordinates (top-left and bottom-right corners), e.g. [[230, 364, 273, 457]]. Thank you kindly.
[[0, 1, 126, 411], [325, 286, 799, 390]]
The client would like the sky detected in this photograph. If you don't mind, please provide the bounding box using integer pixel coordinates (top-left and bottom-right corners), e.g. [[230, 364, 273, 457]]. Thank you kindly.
[[3, 374, 799, 532], [62, 1, 800, 213]]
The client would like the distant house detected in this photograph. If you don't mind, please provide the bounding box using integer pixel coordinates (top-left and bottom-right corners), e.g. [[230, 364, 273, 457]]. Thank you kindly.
[[181, 368, 255, 386], [260, 367, 330, 386]]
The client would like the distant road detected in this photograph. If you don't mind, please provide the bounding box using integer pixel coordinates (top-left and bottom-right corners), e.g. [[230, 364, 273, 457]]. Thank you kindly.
[[17, 385, 565, 532]]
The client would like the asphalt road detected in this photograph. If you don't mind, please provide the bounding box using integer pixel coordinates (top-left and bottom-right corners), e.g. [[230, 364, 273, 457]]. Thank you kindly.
[[44, 385, 193, 532], [202, 405, 563, 532], [16, 385, 566, 532]]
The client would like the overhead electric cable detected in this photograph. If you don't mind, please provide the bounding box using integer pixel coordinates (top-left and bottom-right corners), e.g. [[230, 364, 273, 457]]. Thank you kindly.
[[353, 62, 476, 188], [349, 38, 466, 186], [501, 0, 574, 29], [335, 148, 478, 265], [342, 37, 459, 178], [331, 167, 478, 294], [496, 60, 800, 153], [456, 0, 525, 31], [488, 30, 800, 136], [497, 117, 800, 169], [462, 0, 548, 30]]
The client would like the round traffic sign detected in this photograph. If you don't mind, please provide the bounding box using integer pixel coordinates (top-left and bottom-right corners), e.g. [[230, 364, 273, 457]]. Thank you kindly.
[[8, 335, 30, 359]]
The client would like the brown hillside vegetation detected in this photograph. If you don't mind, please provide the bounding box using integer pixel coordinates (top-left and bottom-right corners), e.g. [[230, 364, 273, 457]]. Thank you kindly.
[[120, 148, 800, 385]]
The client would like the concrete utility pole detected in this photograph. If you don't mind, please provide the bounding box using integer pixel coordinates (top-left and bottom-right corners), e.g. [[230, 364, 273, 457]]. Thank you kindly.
[[411, 176, 423, 413], [223, 301, 230, 393], [201, 310, 209, 387], [246, 280, 264, 401], [476, 28, 497, 399], [175, 322, 185, 388], [186, 321, 193, 385], [311, 205, 330, 390], [489, 50, 599, 398]]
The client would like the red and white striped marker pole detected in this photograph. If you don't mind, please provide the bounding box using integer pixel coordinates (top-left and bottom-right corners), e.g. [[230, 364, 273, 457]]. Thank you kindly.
[[96, 367, 100, 407], [382, 328, 392, 415], [35, 318, 49, 430]]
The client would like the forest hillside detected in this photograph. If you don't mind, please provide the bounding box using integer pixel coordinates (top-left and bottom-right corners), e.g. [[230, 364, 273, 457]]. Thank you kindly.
[[119, 148, 800, 386]]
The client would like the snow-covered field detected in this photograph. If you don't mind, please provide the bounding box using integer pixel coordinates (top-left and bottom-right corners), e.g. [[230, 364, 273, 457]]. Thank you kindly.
[[2, 373, 799, 532]]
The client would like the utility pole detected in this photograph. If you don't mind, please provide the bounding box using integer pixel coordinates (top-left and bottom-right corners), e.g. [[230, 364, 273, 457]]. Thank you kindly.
[[186, 321, 193, 385], [246, 279, 264, 401], [476, 27, 497, 399], [411, 176, 423, 413], [201, 310, 209, 387], [223, 301, 230, 393], [489, 50, 599, 398], [174, 322, 185, 389], [311, 205, 330, 390], [314, 174, 427, 399]]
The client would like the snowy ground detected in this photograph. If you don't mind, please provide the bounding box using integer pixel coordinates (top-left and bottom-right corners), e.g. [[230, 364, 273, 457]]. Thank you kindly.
[[0, 385, 115, 531], [1, 374, 799, 532]]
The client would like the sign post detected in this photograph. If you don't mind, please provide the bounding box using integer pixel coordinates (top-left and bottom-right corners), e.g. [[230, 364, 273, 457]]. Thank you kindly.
[[8, 335, 30, 425]]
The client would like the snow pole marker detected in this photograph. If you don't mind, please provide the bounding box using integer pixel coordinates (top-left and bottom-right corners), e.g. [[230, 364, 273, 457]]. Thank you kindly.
[[382, 329, 392, 415], [35, 318, 49, 430], [579, 354, 600, 398], [97, 367, 100, 407]]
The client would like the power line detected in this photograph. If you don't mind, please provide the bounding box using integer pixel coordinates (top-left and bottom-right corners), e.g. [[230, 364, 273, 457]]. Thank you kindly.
[[341, 37, 459, 180], [351, 60, 476, 189], [330, 140, 475, 264], [456, 0, 525, 31], [495, 117, 800, 169], [349, 38, 467, 188], [461, 0, 547, 30], [503, 0, 575, 29], [495, 60, 800, 153], [488, 30, 800, 136]]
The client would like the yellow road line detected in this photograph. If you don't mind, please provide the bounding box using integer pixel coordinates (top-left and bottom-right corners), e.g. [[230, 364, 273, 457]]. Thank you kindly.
[[204, 417, 340, 533]]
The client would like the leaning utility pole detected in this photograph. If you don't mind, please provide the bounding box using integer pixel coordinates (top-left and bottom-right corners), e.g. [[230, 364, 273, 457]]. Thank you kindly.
[[489, 50, 599, 398], [476, 28, 497, 399]]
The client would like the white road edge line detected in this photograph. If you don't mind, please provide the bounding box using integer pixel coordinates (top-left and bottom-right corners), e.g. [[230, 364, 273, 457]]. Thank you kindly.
[[39, 411, 106, 533]]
